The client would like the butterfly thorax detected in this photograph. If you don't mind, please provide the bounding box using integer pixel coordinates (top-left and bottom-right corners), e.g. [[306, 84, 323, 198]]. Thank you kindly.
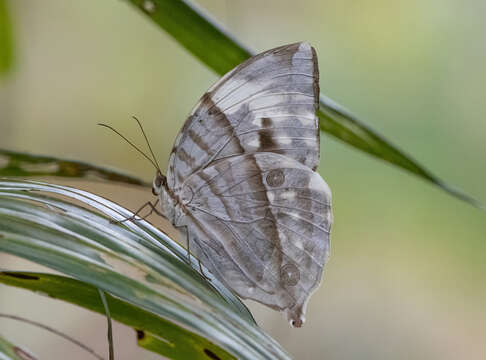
[[152, 171, 179, 224], [159, 185, 180, 224]]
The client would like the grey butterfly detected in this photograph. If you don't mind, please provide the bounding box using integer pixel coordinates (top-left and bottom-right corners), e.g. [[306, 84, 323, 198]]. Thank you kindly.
[[142, 42, 331, 327]]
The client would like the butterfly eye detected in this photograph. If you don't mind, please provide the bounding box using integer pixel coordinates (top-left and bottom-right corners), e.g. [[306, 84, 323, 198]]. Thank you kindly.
[[155, 175, 162, 188], [152, 172, 166, 196]]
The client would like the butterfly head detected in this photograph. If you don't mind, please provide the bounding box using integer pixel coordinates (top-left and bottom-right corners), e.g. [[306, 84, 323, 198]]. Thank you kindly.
[[152, 170, 167, 196]]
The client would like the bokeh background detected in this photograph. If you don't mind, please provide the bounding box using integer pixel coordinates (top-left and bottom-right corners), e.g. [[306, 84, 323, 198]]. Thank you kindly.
[[1, 0, 485, 359]]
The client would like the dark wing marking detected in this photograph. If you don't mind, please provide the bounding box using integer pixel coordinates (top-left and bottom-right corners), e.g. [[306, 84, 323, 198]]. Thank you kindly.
[[167, 42, 320, 190], [176, 153, 332, 326]]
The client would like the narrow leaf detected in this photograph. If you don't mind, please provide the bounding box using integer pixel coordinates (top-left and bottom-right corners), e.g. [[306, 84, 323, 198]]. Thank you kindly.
[[97, 290, 114, 360], [0, 0, 13, 76], [0, 148, 149, 186], [0, 271, 236, 360], [126, 0, 483, 208]]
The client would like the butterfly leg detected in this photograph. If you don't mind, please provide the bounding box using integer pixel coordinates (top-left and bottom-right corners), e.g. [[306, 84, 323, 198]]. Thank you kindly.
[[110, 199, 161, 224], [198, 259, 211, 281], [179, 227, 211, 281], [184, 227, 192, 264]]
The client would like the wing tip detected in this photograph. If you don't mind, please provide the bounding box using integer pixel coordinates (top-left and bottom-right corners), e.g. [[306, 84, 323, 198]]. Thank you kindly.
[[286, 300, 307, 328]]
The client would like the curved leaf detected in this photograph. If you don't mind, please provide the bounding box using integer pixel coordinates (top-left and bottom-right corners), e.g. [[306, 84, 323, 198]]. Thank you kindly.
[[0, 149, 149, 186], [0, 271, 235, 359], [0, 178, 289, 360], [126, 0, 483, 209]]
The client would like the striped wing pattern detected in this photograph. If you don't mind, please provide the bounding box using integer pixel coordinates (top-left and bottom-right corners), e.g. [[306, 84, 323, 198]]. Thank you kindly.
[[167, 42, 320, 190], [175, 153, 332, 326], [162, 42, 332, 326]]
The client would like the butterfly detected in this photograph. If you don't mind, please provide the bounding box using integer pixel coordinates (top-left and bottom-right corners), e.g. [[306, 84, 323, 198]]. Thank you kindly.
[[104, 42, 332, 327]]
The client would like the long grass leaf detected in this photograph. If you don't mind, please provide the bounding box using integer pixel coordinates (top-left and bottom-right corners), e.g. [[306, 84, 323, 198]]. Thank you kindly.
[[0, 149, 149, 186], [125, 0, 483, 209]]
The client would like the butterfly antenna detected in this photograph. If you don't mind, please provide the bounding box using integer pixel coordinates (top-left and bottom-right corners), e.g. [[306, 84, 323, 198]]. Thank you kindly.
[[98, 123, 159, 171], [131, 116, 161, 173]]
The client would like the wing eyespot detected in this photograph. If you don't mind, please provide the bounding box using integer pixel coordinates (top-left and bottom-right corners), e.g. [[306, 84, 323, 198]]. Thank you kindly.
[[266, 169, 285, 187], [280, 263, 300, 287]]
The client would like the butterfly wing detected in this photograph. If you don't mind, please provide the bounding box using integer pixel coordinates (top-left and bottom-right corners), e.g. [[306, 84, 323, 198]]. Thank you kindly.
[[167, 42, 320, 190], [175, 153, 332, 326]]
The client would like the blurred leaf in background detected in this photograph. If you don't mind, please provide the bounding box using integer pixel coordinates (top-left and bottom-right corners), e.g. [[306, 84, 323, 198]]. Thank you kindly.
[[0, 0, 13, 76]]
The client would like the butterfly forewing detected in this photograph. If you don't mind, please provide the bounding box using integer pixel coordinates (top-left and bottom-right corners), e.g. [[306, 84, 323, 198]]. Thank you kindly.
[[167, 42, 320, 190], [175, 153, 331, 325]]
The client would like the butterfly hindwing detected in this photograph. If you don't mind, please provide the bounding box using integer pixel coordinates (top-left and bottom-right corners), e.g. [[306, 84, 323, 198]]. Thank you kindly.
[[167, 42, 320, 190], [175, 152, 332, 325]]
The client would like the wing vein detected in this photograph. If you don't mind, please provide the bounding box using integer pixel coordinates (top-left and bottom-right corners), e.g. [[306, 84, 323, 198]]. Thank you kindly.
[[219, 92, 314, 114]]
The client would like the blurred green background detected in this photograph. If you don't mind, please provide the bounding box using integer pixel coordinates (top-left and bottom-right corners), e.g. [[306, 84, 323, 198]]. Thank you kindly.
[[1, 0, 485, 359]]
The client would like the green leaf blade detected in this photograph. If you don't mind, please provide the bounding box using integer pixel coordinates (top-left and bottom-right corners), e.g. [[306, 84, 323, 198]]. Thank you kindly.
[[127, 0, 483, 209], [0, 149, 149, 186], [0, 271, 236, 360], [0, 0, 13, 76], [132, 0, 252, 75], [0, 179, 290, 359]]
